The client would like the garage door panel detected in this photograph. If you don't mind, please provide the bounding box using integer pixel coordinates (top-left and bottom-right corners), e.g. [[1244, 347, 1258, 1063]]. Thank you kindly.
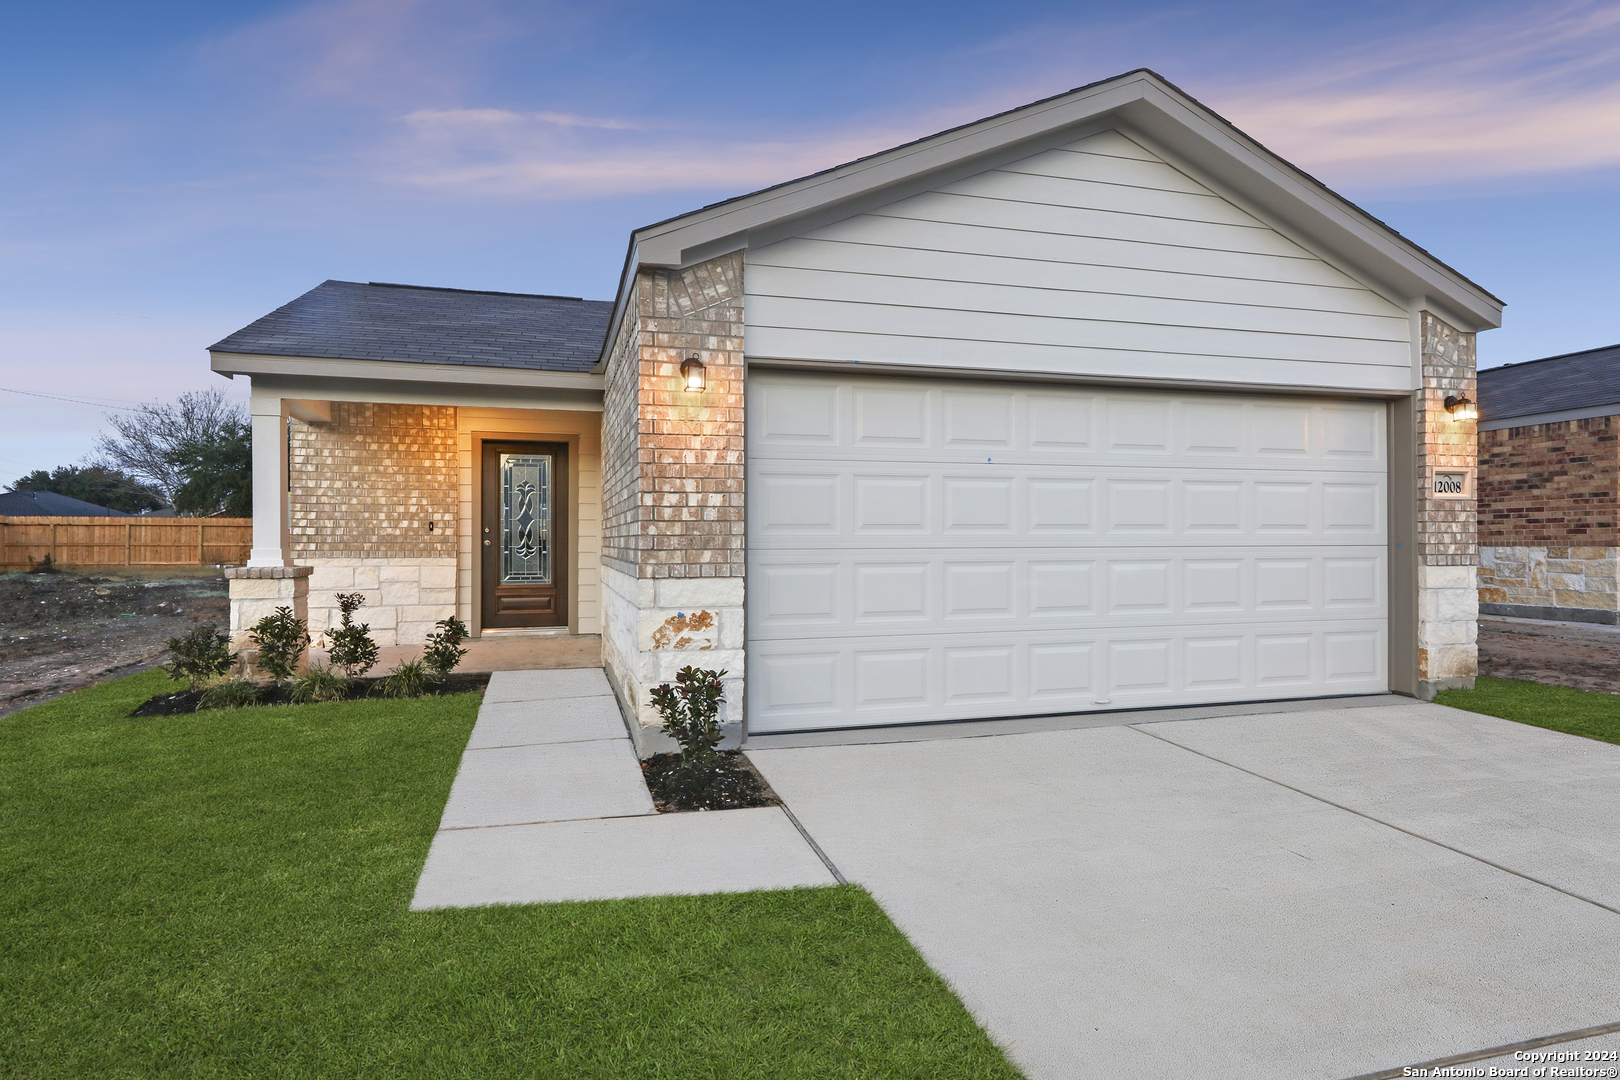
[[749, 548, 1385, 635], [748, 372, 1388, 733], [746, 621, 1387, 731]]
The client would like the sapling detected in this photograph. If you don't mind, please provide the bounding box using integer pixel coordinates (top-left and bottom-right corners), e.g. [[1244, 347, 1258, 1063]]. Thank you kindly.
[[249, 606, 309, 682], [423, 616, 470, 681], [648, 666, 728, 772], [324, 592, 379, 677], [163, 624, 235, 691]]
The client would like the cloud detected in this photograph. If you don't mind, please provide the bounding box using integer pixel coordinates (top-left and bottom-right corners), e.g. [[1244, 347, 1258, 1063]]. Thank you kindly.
[[1206, 1, 1620, 190]]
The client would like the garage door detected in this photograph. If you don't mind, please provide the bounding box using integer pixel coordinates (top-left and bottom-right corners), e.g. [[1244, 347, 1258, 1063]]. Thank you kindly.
[[746, 371, 1388, 734]]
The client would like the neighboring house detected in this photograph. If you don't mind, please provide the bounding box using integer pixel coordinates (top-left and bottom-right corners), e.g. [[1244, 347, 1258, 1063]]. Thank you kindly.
[[210, 70, 1500, 751], [1477, 342, 1620, 624], [0, 490, 129, 517]]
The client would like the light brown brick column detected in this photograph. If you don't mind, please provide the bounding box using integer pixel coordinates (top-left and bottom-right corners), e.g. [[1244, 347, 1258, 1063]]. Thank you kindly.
[[1415, 311, 1478, 693], [601, 252, 746, 753]]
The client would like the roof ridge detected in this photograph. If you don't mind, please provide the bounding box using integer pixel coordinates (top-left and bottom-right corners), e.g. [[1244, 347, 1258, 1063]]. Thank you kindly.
[[357, 280, 599, 302], [1485, 342, 1620, 371]]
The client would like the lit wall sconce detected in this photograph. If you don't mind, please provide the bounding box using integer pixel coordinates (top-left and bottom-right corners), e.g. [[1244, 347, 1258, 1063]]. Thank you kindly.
[[680, 355, 706, 392], [1443, 394, 1478, 421]]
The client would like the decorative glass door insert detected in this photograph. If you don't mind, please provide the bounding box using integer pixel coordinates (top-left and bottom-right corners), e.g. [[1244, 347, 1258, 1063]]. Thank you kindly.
[[499, 453, 551, 584]]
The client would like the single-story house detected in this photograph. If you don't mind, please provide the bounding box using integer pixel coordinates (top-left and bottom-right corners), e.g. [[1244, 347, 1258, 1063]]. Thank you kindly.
[[1477, 342, 1620, 623], [0, 490, 129, 517], [210, 69, 1500, 752]]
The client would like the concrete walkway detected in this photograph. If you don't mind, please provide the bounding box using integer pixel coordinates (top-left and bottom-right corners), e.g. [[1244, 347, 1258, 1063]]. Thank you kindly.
[[411, 668, 834, 909], [746, 701, 1620, 1080]]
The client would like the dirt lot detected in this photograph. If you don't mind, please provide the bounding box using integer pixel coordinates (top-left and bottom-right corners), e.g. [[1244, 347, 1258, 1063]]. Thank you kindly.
[[0, 568, 229, 717], [1478, 615, 1620, 695]]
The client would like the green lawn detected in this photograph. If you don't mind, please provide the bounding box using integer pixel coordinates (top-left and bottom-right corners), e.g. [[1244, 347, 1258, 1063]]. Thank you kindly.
[[1437, 675, 1620, 746], [0, 669, 1020, 1079]]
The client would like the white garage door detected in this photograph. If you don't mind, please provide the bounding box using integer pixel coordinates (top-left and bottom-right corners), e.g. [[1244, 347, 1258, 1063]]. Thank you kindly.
[[746, 371, 1388, 734]]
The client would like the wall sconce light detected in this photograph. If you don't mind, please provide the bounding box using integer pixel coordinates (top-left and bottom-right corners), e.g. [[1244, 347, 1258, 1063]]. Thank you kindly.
[[680, 356, 706, 392], [1444, 394, 1478, 421]]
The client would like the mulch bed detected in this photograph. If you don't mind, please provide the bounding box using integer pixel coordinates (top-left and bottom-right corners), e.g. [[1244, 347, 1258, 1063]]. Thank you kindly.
[[129, 671, 493, 716], [641, 751, 780, 813]]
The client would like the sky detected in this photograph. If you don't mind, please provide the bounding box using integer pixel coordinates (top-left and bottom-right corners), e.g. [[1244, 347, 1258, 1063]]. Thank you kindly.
[[2, 0, 1618, 482]]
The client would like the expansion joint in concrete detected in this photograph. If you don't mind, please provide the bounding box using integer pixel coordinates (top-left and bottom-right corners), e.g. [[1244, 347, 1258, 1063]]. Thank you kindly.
[[1125, 725, 1620, 920]]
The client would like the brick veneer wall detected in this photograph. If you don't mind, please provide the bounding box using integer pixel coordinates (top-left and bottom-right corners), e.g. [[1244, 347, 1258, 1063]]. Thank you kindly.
[[1478, 417, 1619, 545], [289, 402, 458, 560], [1477, 415, 1619, 622], [287, 402, 459, 646], [600, 252, 747, 753], [1416, 312, 1479, 690]]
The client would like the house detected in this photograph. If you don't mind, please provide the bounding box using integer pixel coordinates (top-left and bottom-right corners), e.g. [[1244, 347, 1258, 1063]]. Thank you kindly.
[[209, 69, 1500, 752], [1477, 342, 1620, 623], [0, 490, 130, 517]]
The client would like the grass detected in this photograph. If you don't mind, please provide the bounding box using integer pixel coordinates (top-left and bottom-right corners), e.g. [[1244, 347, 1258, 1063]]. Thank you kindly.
[[1437, 674, 1620, 746], [0, 669, 1020, 1079]]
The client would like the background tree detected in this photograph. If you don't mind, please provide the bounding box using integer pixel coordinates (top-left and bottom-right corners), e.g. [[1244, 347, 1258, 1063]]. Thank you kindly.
[[166, 418, 251, 517], [7, 464, 166, 513], [94, 387, 248, 505]]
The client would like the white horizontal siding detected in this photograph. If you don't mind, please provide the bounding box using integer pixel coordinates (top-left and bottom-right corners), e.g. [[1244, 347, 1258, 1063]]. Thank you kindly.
[[745, 128, 1413, 392]]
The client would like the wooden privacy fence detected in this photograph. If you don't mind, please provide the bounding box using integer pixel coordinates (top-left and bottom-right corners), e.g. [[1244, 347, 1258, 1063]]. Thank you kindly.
[[0, 517, 253, 570]]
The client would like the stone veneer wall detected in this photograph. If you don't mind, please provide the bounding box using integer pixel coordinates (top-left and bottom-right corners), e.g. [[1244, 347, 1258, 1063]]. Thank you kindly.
[[289, 402, 458, 646], [1416, 312, 1480, 693], [1477, 415, 1620, 622], [600, 252, 746, 752]]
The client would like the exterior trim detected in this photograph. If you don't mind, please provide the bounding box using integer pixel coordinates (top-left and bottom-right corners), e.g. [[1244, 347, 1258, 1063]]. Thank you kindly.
[[212, 351, 604, 392], [1480, 404, 1620, 431]]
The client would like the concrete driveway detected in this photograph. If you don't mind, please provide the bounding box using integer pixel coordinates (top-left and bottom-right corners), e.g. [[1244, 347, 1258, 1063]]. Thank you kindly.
[[746, 699, 1620, 1079]]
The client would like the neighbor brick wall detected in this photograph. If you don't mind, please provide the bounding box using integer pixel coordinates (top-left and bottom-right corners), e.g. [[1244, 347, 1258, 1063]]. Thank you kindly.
[[1478, 416, 1619, 546], [288, 402, 458, 560]]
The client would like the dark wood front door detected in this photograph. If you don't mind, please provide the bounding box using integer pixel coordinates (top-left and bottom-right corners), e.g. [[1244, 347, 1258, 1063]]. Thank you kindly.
[[481, 441, 569, 629]]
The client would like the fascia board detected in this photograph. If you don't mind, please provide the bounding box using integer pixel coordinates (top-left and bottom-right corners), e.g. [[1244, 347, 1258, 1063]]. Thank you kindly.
[[1479, 403, 1620, 430], [211, 351, 604, 392], [629, 69, 1501, 335], [1114, 88, 1502, 332]]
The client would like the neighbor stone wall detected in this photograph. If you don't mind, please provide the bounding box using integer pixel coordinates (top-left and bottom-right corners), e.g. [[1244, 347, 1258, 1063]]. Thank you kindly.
[[1416, 312, 1479, 692], [599, 252, 747, 754], [286, 402, 459, 647], [1476, 414, 1620, 622]]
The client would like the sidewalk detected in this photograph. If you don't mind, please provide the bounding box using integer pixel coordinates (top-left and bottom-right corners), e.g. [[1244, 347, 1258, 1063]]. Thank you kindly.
[[411, 668, 835, 909]]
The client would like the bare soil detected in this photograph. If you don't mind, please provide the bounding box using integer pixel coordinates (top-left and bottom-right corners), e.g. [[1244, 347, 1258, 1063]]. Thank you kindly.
[[0, 568, 229, 717], [1478, 615, 1620, 695]]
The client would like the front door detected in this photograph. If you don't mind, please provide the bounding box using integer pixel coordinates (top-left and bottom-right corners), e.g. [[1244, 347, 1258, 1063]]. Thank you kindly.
[[481, 441, 569, 629]]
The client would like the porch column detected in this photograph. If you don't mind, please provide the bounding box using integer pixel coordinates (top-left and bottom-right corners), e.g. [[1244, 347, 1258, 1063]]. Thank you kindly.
[[248, 389, 290, 567]]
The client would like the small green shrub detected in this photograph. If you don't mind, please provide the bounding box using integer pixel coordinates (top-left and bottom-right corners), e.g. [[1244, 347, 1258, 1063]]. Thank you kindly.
[[163, 624, 235, 691], [289, 664, 353, 704], [374, 659, 433, 699], [423, 616, 469, 680], [249, 606, 309, 682], [325, 592, 379, 677], [649, 666, 728, 770], [198, 678, 260, 710]]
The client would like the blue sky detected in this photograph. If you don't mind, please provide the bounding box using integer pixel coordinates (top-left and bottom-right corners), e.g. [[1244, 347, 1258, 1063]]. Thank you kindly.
[[3, 0, 1619, 480]]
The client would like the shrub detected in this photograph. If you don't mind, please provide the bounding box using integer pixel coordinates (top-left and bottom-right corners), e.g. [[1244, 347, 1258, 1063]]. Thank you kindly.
[[325, 593, 379, 678], [375, 659, 434, 699], [289, 664, 353, 704], [649, 666, 728, 771], [249, 606, 309, 682], [163, 624, 235, 691], [423, 616, 470, 680], [198, 678, 260, 710]]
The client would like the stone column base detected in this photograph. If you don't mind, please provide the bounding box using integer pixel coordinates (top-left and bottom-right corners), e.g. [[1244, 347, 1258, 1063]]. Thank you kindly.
[[225, 565, 313, 654]]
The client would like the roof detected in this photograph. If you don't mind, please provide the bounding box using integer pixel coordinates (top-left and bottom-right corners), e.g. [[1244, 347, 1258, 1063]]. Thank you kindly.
[[599, 68, 1503, 368], [1478, 343, 1620, 426], [0, 490, 129, 517], [210, 280, 615, 373]]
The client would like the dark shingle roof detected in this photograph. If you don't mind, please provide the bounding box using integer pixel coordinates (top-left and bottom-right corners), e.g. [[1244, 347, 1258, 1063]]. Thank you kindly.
[[0, 490, 129, 517], [1478, 343, 1620, 422], [210, 280, 614, 373]]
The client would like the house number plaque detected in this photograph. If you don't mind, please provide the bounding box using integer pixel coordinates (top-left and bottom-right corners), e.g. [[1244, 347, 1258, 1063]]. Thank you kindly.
[[1430, 467, 1474, 500]]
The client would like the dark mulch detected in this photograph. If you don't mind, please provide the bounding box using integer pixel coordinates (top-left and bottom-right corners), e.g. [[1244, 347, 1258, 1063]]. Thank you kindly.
[[641, 751, 780, 813], [129, 671, 492, 716]]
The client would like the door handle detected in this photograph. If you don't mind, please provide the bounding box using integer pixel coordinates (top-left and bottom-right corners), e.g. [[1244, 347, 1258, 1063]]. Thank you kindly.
[[483, 539, 491, 546]]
